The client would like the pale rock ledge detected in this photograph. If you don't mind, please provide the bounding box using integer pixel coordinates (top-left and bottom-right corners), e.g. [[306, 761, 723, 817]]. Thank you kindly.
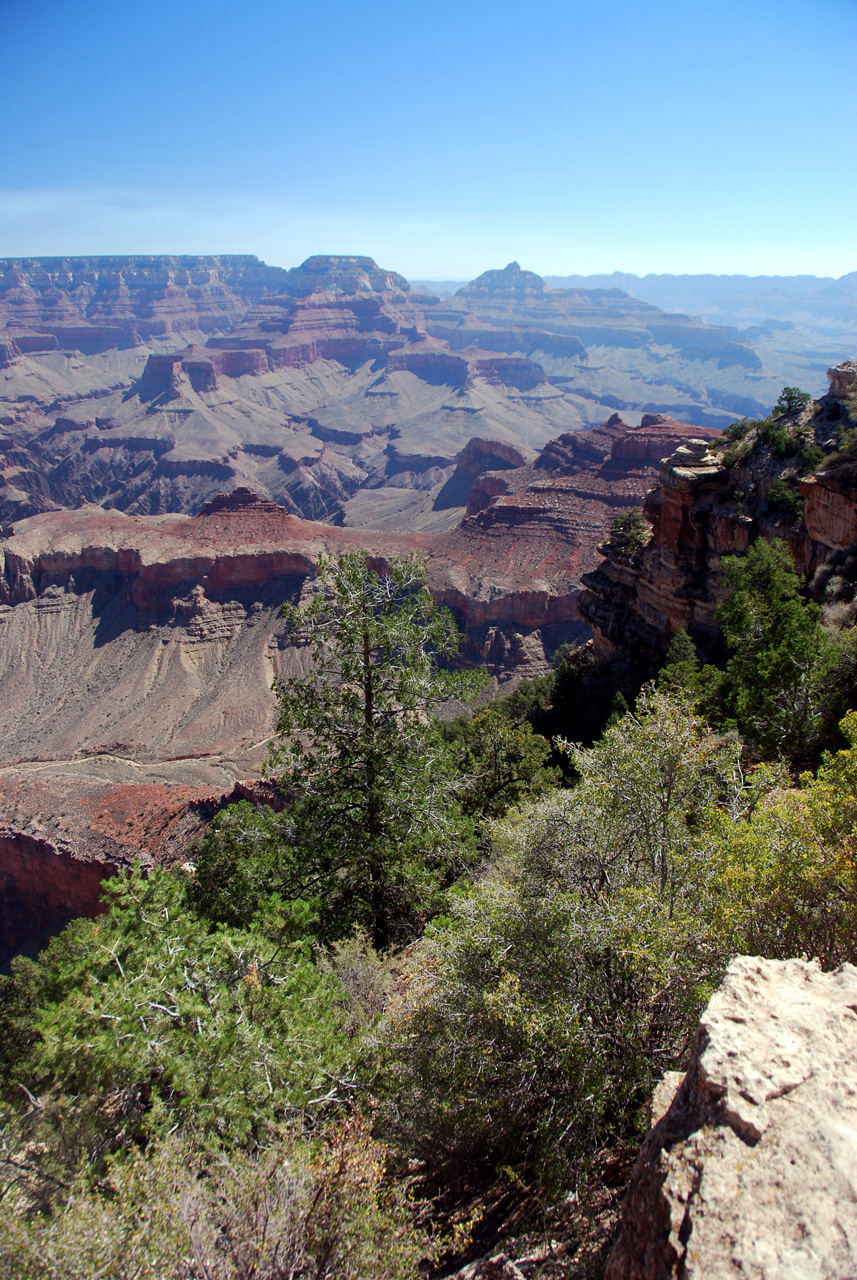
[[607, 955, 857, 1279]]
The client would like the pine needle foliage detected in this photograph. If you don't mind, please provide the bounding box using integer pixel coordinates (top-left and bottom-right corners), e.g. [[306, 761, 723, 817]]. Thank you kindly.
[[268, 551, 487, 948]]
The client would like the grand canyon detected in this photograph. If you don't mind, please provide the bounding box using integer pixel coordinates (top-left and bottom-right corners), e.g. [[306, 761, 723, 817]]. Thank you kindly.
[[2, 251, 856, 962], [3, 248, 857, 1279], [1, 251, 773, 951]]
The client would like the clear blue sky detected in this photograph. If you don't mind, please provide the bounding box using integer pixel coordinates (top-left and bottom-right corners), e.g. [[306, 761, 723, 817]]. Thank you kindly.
[[1, 0, 855, 278]]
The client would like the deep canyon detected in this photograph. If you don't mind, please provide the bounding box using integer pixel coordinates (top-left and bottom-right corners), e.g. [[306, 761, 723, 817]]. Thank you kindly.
[[1, 251, 855, 964]]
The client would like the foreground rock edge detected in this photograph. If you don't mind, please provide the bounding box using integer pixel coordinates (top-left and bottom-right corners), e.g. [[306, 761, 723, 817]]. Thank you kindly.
[[607, 954, 857, 1279]]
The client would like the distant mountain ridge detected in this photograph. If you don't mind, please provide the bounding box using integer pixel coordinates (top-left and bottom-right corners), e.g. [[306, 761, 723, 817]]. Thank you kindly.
[[544, 271, 857, 337]]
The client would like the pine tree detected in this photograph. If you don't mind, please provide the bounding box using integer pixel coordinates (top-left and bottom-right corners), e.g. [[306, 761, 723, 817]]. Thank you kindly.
[[268, 551, 487, 947]]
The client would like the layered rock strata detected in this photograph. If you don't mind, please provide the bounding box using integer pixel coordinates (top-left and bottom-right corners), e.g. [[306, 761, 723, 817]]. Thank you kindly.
[[1, 254, 809, 529], [0, 408, 718, 780], [607, 955, 857, 1279], [579, 361, 857, 666], [0, 414, 719, 773], [450, 262, 763, 369], [0, 255, 287, 345], [0, 481, 598, 769]]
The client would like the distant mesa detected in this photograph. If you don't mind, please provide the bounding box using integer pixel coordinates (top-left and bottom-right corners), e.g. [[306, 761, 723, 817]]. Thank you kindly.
[[277, 255, 411, 298], [0, 254, 288, 346], [455, 261, 552, 300]]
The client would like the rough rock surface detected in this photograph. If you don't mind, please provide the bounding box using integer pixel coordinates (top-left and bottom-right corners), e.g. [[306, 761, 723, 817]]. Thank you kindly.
[[579, 361, 857, 666], [607, 955, 857, 1280]]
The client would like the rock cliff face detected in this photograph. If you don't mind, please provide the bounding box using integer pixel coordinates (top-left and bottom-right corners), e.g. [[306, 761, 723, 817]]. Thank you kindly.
[[607, 955, 857, 1279], [0, 828, 115, 967], [0, 255, 287, 345], [579, 361, 857, 667], [458, 417, 720, 620], [0, 764, 287, 966], [0, 477, 600, 770]]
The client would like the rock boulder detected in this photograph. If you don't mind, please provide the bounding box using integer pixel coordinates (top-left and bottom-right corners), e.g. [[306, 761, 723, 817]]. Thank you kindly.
[[607, 955, 857, 1279]]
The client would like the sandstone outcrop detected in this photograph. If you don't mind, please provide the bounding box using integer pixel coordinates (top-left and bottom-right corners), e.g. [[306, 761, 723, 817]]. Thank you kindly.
[[435, 437, 533, 510], [579, 437, 731, 664], [579, 361, 857, 667], [802, 471, 857, 551], [826, 358, 856, 402], [459, 418, 720, 615], [607, 955, 857, 1279]]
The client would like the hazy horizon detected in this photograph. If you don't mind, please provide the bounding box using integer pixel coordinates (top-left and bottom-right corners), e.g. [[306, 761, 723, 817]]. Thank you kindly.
[[0, 253, 854, 288]]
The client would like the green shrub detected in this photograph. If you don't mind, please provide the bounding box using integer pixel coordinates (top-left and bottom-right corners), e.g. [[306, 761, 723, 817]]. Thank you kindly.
[[717, 538, 847, 760], [757, 417, 804, 459], [721, 436, 753, 469], [0, 1120, 429, 1280], [767, 476, 805, 524], [375, 690, 747, 1190], [0, 869, 357, 1199], [377, 688, 857, 1198], [608, 506, 650, 555], [706, 710, 857, 968], [437, 708, 559, 819], [720, 417, 757, 443]]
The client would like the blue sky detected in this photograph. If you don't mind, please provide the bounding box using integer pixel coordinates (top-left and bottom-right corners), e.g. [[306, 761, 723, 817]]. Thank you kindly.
[[1, 0, 855, 278]]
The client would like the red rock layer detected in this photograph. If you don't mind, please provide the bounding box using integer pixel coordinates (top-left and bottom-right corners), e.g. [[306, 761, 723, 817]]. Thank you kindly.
[[0, 769, 287, 962], [0, 255, 287, 345], [0, 830, 115, 963], [579, 363, 857, 665]]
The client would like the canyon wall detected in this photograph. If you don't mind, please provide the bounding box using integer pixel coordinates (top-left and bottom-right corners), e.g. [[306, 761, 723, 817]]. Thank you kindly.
[[0, 482, 595, 771], [579, 361, 857, 667], [2, 254, 812, 531], [0, 830, 115, 966]]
